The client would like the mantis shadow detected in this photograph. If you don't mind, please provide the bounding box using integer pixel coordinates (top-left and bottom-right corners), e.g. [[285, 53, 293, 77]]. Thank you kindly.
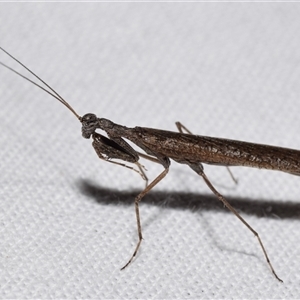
[[78, 178, 300, 220]]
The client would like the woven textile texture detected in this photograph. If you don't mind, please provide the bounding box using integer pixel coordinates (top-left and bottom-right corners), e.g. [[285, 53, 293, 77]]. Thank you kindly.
[[0, 3, 299, 299]]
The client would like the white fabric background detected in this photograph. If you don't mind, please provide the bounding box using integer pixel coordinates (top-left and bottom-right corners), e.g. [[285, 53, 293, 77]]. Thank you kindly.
[[0, 3, 299, 299]]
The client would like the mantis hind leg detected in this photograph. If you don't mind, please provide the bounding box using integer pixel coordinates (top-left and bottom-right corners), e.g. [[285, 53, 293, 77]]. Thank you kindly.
[[187, 161, 282, 282]]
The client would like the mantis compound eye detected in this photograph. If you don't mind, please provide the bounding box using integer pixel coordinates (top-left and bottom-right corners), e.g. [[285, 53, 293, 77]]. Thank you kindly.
[[81, 113, 98, 138]]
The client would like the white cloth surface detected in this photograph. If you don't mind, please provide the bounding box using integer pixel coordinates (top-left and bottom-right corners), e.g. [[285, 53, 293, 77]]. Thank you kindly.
[[0, 3, 299, 299]]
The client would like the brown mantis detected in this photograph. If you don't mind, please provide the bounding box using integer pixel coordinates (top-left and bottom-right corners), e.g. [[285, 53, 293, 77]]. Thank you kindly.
[[1, 47, 296, 282]]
